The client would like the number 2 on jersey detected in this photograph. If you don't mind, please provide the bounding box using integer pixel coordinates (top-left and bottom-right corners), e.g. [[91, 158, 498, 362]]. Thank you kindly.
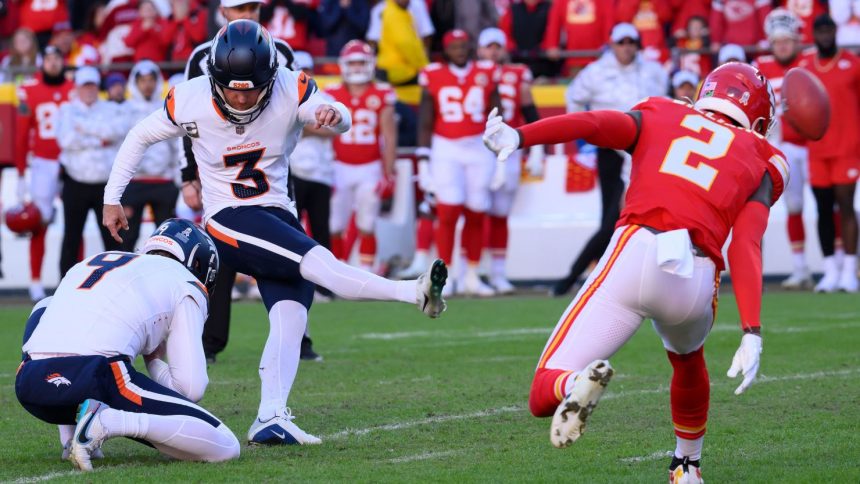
[[78, 253, 138, 290], [660, 114, 735, 191], [224, 148, 269, 199]]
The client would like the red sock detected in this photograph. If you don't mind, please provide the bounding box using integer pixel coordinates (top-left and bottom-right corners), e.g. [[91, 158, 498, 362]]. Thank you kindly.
[[343, 216, 358, 258], [30, 225, 47, 281], [529, 367, 575, 417], [667, 347, 709, 440], [435, 204, 463, 265], [359, 233, 376, 267], [488, 215, 508, 256], [330, 234, 344, 260], [462, 208, 485, 265], [77, 238, 84, 262], [416, 217, 434, 251], [787, 213, 805, 253]]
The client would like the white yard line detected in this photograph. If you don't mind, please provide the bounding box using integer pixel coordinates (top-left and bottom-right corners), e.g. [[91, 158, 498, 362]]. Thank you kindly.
[[6, 470, 82, 483], [710, 322, 860, 333], [620, 451, 673, 464], [384, 450, 462, 464], [358, 327, 550, 341]]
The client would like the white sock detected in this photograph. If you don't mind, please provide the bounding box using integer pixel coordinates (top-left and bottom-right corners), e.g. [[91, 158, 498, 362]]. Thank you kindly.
[[491, 256, 506, 279], [410, 250, 428, 269], [100, 408, 239, 462], [58, 425, 74, 446], [792, 252, 806, 273], [257, 300, 307, 421], [675, 436, 704, 461], [300, 246, 416, 304], [841, 255, 857, 276]]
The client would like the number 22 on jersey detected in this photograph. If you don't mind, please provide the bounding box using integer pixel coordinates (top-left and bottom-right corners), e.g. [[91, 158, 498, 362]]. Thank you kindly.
[[660, 114, 735, 191]]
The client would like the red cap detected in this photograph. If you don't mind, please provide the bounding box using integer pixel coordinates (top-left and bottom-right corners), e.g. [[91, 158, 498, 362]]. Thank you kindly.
[[442, 29, 469, 48]]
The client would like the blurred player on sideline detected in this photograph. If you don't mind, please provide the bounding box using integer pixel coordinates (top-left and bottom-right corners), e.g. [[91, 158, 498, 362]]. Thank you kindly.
[[325, 40, 397, 271], [103, 21, 447, 446], [416, 29, 501, 296], [16, 219, 239, 472], [485, 63, 787, 483], [799, 14, 860, 293], [14, 46, 73, 302], [475, 27, 543, 294], [755, 8, 813, 289]]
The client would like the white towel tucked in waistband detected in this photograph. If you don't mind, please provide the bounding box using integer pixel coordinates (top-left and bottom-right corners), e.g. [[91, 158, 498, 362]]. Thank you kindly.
[[655, 229, 695, 278]]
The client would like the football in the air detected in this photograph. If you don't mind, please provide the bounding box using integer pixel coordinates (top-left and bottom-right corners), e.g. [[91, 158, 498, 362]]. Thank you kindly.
[[781, 67, 830, 141]]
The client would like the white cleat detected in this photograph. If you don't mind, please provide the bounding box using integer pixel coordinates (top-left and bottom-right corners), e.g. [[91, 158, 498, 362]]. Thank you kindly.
[[780, 269, 813, 290], [247, 409, 322, 445], [815, 256, 840, 293], [62, 440, 103, 461], [416, 259, 448, 318], [550, 359, 614, 448], [490, 275, 516, 295], [669, 457, 704, 484], [837, 269, 859, 293], [397, 253, 429, 280], [29, 282, 46, 302], [69, 399, 109, 471], [246, 281, 263, 300], [231, 286, 244, 301], [461, 270, 495, 297]]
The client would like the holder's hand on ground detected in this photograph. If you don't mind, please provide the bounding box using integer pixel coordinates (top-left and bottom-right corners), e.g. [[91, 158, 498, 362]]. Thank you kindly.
[[103, 204, 129, 244], [483, 108, 518, 162], [727, 333, 762, 395]]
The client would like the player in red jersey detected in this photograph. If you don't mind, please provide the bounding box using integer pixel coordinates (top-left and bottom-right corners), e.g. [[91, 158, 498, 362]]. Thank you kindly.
[[417, 29, 501, 296], [798, 14, 860, 293], [325, 40, 397, 270], [15, 46, 74, 302], [755, 8, 813, 290], [476, 27, 543, 294], [484, 62, 787, 483]]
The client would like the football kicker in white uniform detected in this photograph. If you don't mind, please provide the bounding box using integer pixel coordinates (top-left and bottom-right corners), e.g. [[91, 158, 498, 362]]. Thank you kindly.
[[102, 20, 448, 446], [16, 219, 239, 472]]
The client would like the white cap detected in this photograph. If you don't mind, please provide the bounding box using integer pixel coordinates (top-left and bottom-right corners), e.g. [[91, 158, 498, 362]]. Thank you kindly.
[[610, 23, 639, 43], [74, 66, 100, 86], [478, 27, 506, 48], [672, 70, 699, 89], [220, 0, 263, 7], [293, 51, 314, 71], [718, 44, 746, 64]]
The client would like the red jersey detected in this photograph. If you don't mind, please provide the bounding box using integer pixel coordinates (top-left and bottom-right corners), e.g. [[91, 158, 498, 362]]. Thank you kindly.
[[542, 0, 615, 68], [710, 0, 771, 47], [798, 49, 860, 159], [265, 0, 318, 52], [19, 0, 69, 33], [15, 76, 74, 172], [754, 54, 805, 145], [325, 82, 396, 165], [618, 97, 788, 269], [616, 0, 673, 63], [419, 61, 500, 139], [498, 64, 532, 128]]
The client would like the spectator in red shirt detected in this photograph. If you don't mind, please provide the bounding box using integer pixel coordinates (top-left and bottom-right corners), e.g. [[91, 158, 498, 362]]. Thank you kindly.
[[777, 0, 827, 43], [169, 0, 208, 62], [124, 0, 173, 62], [98, 0, 140, 65], [674, 15, 712, 78], [668, 0, 710, 39], [500, 0, 560, 79], [615, 0, 672, 63], [18, 0, 70, 49], [709, 0, 771, 53], [262, 0, 318, 52], [542, 0, 616, 73]]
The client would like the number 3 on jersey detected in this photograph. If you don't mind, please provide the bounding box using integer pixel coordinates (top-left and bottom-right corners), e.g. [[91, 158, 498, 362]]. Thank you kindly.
[[224, 148, 269, 199], [660, 114, 735, 190]]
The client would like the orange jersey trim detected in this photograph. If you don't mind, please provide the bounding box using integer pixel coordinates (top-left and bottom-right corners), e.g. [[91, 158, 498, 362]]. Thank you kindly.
[[206, 224, 239, 248], [538, 225, 640, 368], [110, 362, 143, 406]]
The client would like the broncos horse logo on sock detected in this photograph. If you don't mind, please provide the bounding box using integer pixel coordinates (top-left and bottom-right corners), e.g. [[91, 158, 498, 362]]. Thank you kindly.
[[45, 373, 71, 387]]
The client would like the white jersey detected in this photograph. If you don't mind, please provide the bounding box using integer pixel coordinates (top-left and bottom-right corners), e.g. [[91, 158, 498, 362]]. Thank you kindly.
[[24, 252, 208, 358], [104, 67, 351, 223]]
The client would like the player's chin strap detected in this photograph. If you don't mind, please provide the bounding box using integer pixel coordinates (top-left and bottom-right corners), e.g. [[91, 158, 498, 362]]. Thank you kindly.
[[210, 78, 275, 125]]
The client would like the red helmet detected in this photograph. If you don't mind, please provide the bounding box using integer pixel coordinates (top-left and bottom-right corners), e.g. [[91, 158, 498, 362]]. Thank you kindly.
[[694, 62, 776, 136], [338, 40, 375, 84], [5, 202, 42, 235]]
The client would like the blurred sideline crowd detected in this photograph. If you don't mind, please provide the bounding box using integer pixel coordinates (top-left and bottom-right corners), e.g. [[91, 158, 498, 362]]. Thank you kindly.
[[1, 0, 859, 315]]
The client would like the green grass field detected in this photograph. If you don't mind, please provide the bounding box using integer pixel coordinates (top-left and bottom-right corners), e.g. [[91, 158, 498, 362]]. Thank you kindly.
[[1, 291, 859, 483]]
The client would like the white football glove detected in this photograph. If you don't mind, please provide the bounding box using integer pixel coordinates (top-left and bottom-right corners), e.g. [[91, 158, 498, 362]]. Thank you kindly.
[[483, 107, 519, 162], [16, 177, 28, 203], [727, 333, 762, 395], [525, 144, 545, 177], [417, 158, 434, 194]]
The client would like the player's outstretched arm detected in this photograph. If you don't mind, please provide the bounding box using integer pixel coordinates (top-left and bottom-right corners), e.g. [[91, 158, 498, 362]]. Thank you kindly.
[[483, 108, 640, 161], [725, 174, 773, 395]]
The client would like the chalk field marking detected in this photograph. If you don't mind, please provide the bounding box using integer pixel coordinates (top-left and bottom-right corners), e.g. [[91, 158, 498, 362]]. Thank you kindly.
[[620, 451, 673, 464], [384, 450, 462, 464]]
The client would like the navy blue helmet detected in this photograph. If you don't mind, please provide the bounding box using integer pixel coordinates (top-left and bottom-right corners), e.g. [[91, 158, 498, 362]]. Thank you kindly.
[[142, 218, 219, 292], [208, 19, 278, 125]]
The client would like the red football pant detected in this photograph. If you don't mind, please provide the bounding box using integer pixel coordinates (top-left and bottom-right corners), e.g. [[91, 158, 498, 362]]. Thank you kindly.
[[416, 217, 434, 252], [787, 214, 805, 253], [668, 346, 709, 440]]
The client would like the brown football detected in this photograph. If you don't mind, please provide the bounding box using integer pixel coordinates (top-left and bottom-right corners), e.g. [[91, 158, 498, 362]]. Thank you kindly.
[[782, 67, 830, 141]]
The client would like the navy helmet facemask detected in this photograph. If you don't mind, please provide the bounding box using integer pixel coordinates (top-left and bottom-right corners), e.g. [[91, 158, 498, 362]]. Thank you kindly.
[[208, 19, 278, 125]]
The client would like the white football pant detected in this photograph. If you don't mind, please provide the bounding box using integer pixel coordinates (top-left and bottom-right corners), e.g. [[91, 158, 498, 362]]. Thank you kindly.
[[489, 149, 522, 217], [430, 134, 495, 211], [330, 161, 382, 234]]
